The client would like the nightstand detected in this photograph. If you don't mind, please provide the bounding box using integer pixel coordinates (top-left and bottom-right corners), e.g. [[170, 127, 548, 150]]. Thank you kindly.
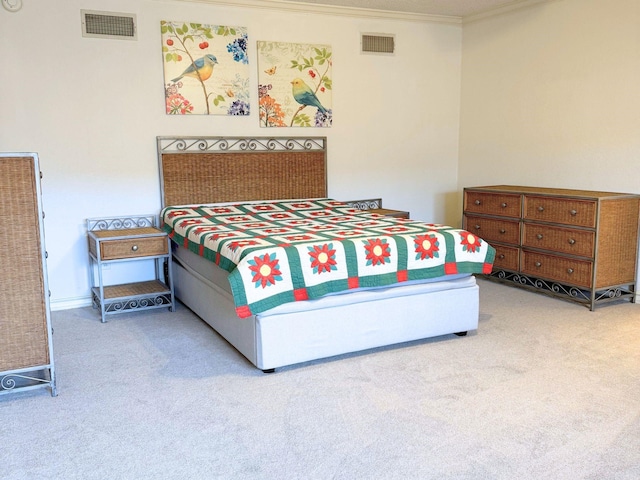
[[344, 198, 410, 219], [87, 215, 175, 322]]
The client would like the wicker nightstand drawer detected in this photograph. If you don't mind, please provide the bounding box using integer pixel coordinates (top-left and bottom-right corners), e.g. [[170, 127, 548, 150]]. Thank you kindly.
[[522, 251, 592, 288], [524, 196, 597, 228], [522, 224, 595, 258], [100, 236, 168, 261], [464, 215, 520, 246], [368, 208, 410, 219], [464, 191, 521, 218]]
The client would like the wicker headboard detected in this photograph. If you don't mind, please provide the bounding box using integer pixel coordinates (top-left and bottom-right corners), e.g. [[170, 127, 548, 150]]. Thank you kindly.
[[157, 136, 327, 207]]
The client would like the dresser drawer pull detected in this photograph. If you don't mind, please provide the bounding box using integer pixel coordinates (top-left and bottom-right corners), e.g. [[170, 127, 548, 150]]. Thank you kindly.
[[568, 238, 576, 245], [535, 262, 542, 268], [570, 209, 577, 216], [474, 224, 481, 230], [132, 245, 139, 252], [498, 254, 505, 259], [536, 234, 543, 240], [474, 200, 481, 205], [501, 202, 507, 208], [537, 206, 544, 212], [567, 268, 574, 274], [500, 229, 506, 234]]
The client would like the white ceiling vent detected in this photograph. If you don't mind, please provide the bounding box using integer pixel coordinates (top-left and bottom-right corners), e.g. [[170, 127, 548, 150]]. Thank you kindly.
[[81, 10, 137, 40], [361, 34, 395, 55]]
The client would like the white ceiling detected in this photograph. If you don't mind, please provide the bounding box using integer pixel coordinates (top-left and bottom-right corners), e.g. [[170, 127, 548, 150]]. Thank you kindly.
[[272, 0, 539, 18]]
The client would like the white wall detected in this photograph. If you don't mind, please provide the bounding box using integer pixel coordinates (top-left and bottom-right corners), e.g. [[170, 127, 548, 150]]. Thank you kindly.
[[0, 0, 462, 309], [459, 0, 640, 293], [459, 0, 640, 193]]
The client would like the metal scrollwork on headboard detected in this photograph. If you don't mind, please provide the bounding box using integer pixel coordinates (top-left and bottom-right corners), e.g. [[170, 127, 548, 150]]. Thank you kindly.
[[157, 136, 326, 153]]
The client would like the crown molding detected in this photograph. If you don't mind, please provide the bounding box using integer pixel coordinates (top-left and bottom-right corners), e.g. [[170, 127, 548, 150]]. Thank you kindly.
[[159, 0, 463, 25], [463, 0, 553, 24], [156, 0, 556, 25]]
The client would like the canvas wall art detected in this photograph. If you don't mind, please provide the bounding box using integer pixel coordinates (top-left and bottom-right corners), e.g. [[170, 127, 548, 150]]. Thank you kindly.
[[161, 21, 249, 115], [257, 41, 332, 127]]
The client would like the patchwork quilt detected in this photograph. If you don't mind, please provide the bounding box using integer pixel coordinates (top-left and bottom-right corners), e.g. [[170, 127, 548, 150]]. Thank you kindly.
[[161, 199, 495, 318]]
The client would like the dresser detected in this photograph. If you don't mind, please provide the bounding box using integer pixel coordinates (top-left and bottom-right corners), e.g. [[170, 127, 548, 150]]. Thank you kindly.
[[463, 185, 640, 310], [0, 154, 56, 396]]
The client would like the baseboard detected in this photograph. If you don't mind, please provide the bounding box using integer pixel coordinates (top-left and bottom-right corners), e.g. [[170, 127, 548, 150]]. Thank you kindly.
[[50, 295, 92, 311]]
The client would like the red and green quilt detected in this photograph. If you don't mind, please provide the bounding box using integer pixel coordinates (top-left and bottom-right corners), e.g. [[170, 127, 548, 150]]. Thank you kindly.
[[161, 199, 495, 318]]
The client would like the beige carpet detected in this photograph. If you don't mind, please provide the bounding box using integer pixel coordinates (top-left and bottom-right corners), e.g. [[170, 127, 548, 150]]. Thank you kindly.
[[1, 278, 639, 479]]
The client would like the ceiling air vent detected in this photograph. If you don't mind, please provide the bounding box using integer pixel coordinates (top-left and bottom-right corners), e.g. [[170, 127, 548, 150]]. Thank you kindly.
[[81, 10, 137, 40], [361, 34, 395, 55]]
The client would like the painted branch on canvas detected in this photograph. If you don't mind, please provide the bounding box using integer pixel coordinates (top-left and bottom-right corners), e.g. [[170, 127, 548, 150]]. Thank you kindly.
[[258, 41, 332, 128], [161, 21, 250, 116]]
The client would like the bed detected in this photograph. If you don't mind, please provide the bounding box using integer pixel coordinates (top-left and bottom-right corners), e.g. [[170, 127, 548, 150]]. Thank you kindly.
[[157, 136, 495, 372]]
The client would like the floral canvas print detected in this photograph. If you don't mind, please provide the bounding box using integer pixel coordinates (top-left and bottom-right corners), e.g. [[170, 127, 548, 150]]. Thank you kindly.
[[161, 21, 249, 115], [258, 41, 332, 127]]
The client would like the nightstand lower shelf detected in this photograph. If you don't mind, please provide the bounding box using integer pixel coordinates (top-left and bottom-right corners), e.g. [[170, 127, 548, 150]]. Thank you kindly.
[[91, 280, 173, 316]]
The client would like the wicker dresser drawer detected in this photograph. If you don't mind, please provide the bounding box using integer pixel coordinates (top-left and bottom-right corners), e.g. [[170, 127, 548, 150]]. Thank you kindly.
[[523, 196, 597, 227], [522, 224, 595, 258], [464, 191, 521, 218], [464, 215, 520, 245], [522, 251, 592, 288], [493, 245, 519, 271]]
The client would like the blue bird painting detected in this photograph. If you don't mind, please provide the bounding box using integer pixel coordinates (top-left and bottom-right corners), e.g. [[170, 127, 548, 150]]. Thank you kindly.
[[291, 78, 327, 114], [171, 54, 218, 83]]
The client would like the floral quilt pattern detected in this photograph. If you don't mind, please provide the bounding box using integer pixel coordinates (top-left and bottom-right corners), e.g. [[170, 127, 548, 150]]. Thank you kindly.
[[161, 199, 495, 318]]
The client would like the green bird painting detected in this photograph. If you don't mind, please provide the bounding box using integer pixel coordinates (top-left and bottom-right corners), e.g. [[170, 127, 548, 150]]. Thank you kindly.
[[291, 78, 327, 114]]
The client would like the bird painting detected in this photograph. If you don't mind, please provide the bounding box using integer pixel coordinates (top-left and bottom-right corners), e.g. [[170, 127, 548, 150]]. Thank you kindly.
[[291, 78, 327, 114], [171, 54, 218, 83]]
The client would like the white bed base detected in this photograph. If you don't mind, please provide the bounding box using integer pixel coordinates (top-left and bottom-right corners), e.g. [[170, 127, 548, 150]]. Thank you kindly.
[[173, 256, 479, 371]]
